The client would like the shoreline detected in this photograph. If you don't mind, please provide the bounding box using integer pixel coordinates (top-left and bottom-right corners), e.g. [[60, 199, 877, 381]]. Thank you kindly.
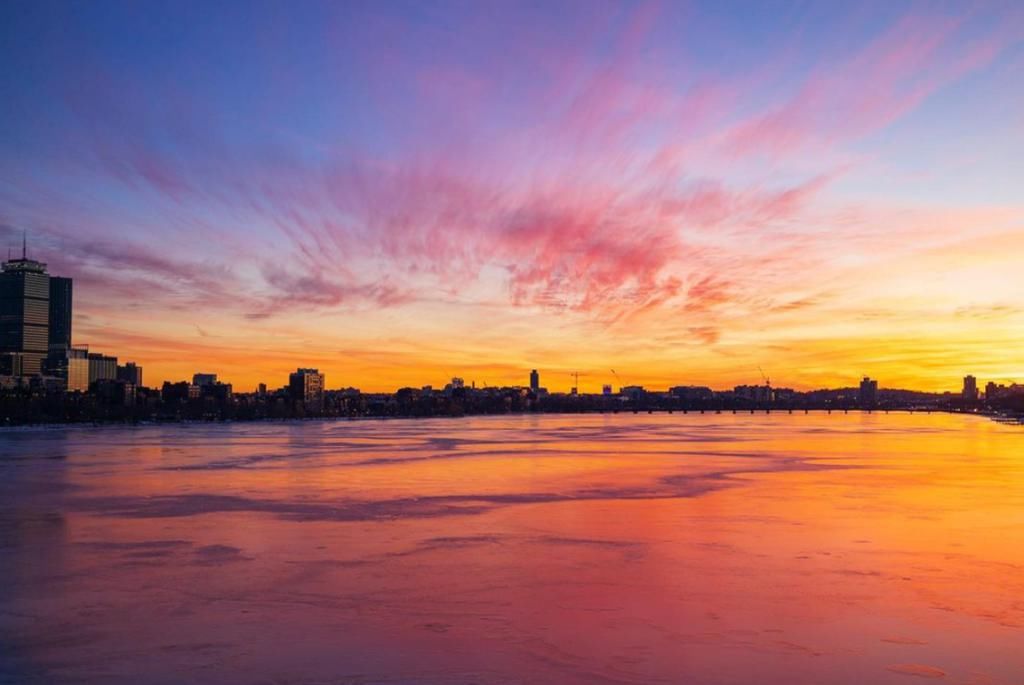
[[1, 407, 1019, 433]]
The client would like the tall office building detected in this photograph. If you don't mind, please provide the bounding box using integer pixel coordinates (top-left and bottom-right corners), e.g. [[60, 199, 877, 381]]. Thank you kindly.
[[88, 353, 118, 385], [962, 375, 978, 402], [117, 362, 143, 387], [529, 369, 539, 392], [289, 368, 325, 412], [48, 276, 72, 354], [858, 376, 878, 407], [0, 246, 51, 376]]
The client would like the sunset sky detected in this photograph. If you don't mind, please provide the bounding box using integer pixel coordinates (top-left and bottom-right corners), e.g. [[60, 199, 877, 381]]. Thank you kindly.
[[1, 1, 1022, 392]]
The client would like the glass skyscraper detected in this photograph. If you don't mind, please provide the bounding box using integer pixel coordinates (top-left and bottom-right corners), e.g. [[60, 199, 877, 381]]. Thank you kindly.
[[0, 241, 75, 378], [0, 253, 51, 375], [48, 276, 73, 354]]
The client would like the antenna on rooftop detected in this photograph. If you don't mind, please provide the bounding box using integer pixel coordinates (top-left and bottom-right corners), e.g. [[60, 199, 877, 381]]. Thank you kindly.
[[22, 230, 26, 260]]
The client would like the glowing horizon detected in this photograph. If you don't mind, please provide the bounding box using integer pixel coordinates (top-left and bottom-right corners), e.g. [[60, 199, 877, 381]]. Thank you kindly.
[[1, 2, 1022, 393]]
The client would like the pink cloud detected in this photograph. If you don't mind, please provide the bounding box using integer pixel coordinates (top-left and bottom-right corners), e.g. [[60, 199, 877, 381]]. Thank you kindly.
[[720, 12, 1015, 160], [4, 1, 1018, 342]]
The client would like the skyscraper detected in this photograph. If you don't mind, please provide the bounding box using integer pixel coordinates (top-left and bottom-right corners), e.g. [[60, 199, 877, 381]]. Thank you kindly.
[[48, 276, 72, 354], [289, 368, 325, 412], [0, 243, 50, 376], [529, 369, 539, 392], [858, 376, 878, 407], [962, 375, 978, 402]]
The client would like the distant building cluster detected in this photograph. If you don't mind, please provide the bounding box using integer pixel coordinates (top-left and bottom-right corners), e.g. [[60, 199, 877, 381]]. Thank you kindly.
[[985, 380, 1024, 402], [2, 245, 1023, 425]]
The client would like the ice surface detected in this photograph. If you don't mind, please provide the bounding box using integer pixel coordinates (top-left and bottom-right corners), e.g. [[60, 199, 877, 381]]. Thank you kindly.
[[1, 413, 1022, 684]]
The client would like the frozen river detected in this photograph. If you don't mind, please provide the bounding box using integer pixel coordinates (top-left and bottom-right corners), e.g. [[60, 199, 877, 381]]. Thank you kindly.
[[1, 413, 1022, 684]]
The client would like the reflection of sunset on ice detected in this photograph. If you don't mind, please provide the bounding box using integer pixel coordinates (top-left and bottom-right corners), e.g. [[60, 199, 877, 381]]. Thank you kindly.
[[2, 413, 1022, 683]]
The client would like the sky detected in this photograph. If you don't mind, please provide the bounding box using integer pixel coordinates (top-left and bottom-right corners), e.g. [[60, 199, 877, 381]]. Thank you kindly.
[[1, 0, 1022, 393]]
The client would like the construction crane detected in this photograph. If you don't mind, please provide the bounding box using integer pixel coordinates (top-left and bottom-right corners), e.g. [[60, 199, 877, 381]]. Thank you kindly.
[[758, 366, 771, 388], [610, 369, 623, 392], [571, 371, 581, 395]]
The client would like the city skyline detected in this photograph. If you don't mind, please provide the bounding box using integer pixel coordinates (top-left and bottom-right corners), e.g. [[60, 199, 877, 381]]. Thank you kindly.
[[4, 236, 1016, 426], [2, 2, 1023, 392]]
